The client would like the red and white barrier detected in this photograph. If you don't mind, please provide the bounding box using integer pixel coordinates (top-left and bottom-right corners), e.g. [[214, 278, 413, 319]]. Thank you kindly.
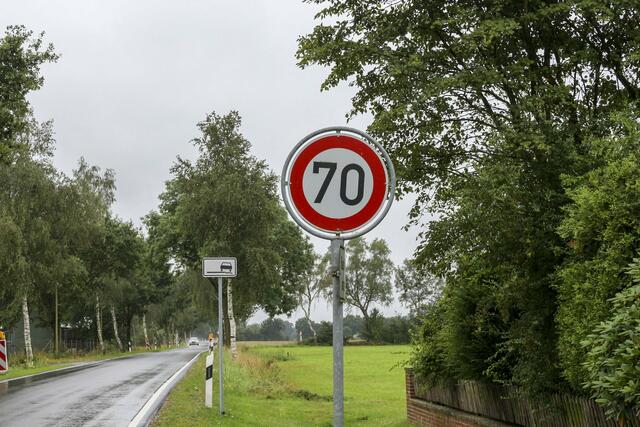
[[0, 332, 8, 374]]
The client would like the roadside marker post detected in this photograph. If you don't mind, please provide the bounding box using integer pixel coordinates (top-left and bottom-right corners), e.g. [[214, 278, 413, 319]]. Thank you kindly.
[[205, 352, 214, 408], [0, 330, 7, 375], [282, 127, 395, 427], [202, 257, 237, 416]]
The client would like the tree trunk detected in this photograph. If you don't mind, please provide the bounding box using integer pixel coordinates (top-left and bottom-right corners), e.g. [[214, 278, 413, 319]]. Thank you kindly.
[[307, 317, 318, 343], [124, 312, 133, 350], [227, 280, 237, 359], [110, 306, 123, 351], [142, 314, 150, 349], [174, 330, 179, 348], [222, 289, 231, 347], [22, 296, 34, 367], [96, 295, 105, 353]]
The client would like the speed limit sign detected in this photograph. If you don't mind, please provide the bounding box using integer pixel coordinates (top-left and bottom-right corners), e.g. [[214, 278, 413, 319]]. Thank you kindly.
[[281, 127, 394, 427], [281, 127, 395, 239]]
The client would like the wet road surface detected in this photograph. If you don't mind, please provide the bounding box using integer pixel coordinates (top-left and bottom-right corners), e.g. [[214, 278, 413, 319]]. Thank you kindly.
[[0, 346, 202, 427]]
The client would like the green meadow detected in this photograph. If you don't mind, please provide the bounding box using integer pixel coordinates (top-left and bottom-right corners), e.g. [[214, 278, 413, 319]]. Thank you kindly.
[[153, 344, 412, 426]]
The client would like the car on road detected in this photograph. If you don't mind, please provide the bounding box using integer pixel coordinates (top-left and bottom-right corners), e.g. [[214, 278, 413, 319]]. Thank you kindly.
[[188, 337, 199, 346], [220, 262, 233, 272]]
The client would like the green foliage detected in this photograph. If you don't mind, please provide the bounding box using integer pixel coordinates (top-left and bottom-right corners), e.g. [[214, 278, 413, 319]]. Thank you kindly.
[[557, 112, 640, 388], [410, 303, 452, 386], [344, 237, 393, 340], [395, 258, 443, 317], [582, 257, 640, 421], [157, 111, 312, 322], [316, 321, 334, 345], [298, 0, 640, 395], [0, 26, 58, 164]]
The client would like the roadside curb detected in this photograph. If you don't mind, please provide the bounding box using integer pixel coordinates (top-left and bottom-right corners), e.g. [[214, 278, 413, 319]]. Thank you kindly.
[[129, 350, 204, 427]]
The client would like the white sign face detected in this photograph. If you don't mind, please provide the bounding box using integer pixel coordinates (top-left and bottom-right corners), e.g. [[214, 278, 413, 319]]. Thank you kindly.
[[202, 257, 237, 278], [301, 148, 375, 219]]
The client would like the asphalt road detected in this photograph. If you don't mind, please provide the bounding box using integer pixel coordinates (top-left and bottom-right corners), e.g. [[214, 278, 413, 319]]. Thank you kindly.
[[0, 346, 202, 427]]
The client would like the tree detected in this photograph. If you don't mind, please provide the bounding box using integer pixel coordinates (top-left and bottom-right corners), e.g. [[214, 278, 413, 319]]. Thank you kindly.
[[295, 317, 321, 342], [157, 111, 310, 357], [298, 0, 640, 392], [34, 157, 113, 353], [0, 26, 57, 164], [0, 120, 61, 365], [73, 159, 115, 353], [395, 259, 443, 317], [259, 318, 294, 341], [343, 237, 393, 342], [297, 252, 330, 343], [100, 218, 147, 351]]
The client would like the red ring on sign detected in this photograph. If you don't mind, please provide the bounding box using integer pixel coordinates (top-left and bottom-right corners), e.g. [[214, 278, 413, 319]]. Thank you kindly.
[[289, 134, 387, 232]]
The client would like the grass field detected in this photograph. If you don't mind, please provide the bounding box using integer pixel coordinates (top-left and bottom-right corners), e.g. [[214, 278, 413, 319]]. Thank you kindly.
[[153, 344, 412, 427]]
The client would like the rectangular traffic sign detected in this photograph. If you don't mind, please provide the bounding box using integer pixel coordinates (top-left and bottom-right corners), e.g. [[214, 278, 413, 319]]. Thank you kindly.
[[202, 257, 237, 278]]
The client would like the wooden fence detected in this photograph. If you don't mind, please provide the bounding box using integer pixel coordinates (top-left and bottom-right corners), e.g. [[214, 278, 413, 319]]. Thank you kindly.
[[413, 377, 640, 427]]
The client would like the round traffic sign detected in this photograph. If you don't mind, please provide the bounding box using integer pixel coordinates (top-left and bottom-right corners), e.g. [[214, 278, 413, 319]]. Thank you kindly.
[[281, 127, 395, 240]]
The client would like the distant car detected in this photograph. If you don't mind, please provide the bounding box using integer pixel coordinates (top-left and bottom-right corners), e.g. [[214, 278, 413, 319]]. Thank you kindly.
[[188, 337, 199, 346], [220, 262, 233, 272]]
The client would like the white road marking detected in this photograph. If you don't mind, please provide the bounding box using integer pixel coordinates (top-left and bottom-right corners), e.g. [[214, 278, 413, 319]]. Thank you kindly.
[[128, 351, 203, 427]]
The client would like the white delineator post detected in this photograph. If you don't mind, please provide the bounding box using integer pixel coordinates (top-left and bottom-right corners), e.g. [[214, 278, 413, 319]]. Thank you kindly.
[[0, 331, 8, 374], [205, 352, 214, 408]]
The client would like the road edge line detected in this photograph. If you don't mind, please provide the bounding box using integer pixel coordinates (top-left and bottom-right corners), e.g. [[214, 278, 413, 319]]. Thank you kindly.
[[128, 350, 204, 427]]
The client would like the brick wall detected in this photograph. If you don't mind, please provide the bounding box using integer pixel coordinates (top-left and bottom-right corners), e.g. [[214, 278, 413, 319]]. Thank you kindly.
[[406, 369, 515, 427]]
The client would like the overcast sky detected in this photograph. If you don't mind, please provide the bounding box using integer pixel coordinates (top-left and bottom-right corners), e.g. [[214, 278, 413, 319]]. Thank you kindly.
[[2, 0, 422, 322]]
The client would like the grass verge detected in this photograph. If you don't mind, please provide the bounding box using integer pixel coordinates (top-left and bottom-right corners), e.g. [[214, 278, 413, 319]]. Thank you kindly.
[[0, 346, 174, 381], [153, 344, 413, 426]]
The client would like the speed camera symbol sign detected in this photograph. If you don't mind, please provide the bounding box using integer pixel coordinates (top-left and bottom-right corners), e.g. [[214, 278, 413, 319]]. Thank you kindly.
[[282, 128, 395, 238]]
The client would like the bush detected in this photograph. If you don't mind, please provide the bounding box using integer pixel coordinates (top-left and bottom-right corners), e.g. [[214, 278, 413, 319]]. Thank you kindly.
[[316, 321, 333, 345], [557, 113, 640, 389], [582, 257, 640, 421], [409, 303, 452, 386]]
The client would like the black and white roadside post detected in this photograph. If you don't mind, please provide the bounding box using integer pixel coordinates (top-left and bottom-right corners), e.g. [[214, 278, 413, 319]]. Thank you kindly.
[[205, 349, 214, 408], [281, 127, 395, 427], [202, 257, 237, 416]]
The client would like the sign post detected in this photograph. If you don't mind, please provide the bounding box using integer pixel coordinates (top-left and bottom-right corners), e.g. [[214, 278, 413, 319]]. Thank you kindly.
[[282, 127, 395, 426], [202, 257, 237, 416]]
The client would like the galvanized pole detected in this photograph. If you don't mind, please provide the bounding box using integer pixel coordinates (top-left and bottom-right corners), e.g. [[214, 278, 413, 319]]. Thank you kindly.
[[217, 277, 225, 415], [331, 238, 344, 427]]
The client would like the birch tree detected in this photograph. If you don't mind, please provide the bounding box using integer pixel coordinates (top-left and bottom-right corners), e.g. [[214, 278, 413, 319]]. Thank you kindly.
[[298, 253, 331, 343], [0, 26, 57, 164], [344, 237, 393, 342], [156, 111, 311, 345]]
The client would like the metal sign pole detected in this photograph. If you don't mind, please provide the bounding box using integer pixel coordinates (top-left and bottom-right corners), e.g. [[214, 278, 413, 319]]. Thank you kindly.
[[331, 238, 344, 427], [218, 277, 225, 415]]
